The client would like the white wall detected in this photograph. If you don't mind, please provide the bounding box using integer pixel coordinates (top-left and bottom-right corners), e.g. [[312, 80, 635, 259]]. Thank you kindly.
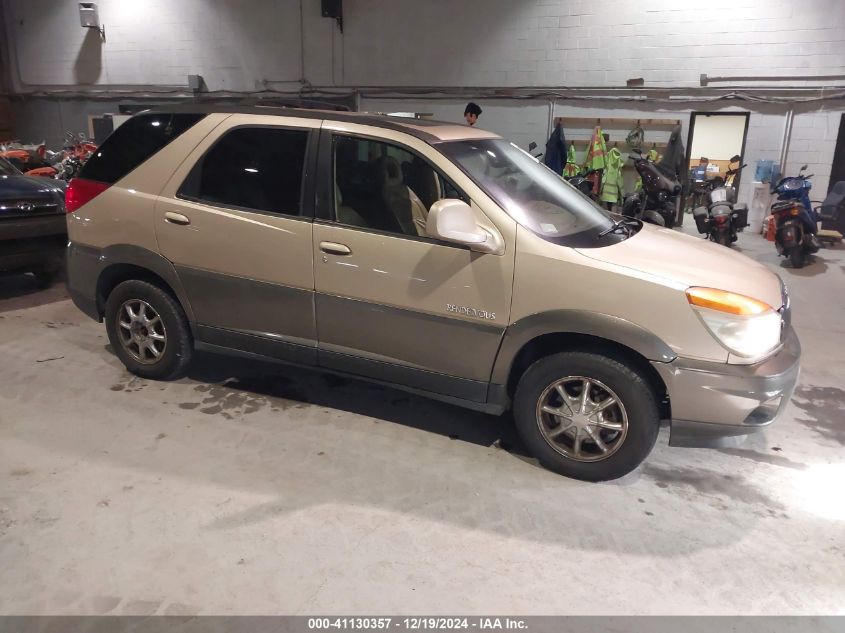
[[689, 115, 747, 162], [3, 0, 845, 91]]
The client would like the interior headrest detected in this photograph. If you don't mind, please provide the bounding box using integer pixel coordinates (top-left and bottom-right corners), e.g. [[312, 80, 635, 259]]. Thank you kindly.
[[378, 156, 404, 187]]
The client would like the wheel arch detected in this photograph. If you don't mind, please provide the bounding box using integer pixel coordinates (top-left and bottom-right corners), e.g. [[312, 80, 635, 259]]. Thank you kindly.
[[94, 245, 195, 325], [492, 311, 676, 418]]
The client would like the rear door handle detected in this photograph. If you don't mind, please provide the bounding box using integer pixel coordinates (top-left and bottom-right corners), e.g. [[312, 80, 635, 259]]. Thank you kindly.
[[319, 241, 352, 255], [164, 211, 191, 226]]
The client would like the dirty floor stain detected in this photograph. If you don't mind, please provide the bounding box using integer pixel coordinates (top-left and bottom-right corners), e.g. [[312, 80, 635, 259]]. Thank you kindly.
[[715, 448, 808, 471], [176, 375, 310, 419], [642, 464, 787, 518], [791, 385, 845, 445]]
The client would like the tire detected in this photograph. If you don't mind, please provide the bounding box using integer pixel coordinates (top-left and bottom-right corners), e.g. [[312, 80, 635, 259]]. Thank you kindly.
[[789, 247, 805, 269], [105, 279, 193, 380], [715, 231, 730, 247], [513, 351, 660, 482]]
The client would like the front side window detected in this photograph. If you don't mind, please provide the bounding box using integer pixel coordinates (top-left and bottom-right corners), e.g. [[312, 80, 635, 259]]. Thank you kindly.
[[332, 135, 466, 237], [439, 139, 619, 247], [180, 127, 309, 216]]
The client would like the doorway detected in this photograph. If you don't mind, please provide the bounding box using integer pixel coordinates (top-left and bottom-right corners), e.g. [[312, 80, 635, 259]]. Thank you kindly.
[[829, 113, 845, 195], [684, 112, 750, 215]]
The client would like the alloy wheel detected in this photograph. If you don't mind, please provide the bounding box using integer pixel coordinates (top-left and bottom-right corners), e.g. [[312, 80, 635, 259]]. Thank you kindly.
[[535, 376, 629, 462], [116, 299, 167, 365]]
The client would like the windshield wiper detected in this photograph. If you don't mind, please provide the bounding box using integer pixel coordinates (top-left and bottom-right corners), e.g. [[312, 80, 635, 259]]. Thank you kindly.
[[598, 217, 640, 239], [597, 218, 628, 238]]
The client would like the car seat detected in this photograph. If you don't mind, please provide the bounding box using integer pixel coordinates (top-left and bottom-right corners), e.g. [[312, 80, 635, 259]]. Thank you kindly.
[[335, 183, 367, 227], [377, 156, 428, 236], [404, 158, 442, 211]]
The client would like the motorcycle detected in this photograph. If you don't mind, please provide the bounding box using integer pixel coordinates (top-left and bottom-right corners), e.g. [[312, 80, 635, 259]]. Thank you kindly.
[[620, 149, 681, 227], [527, 141, 544, 160], [770, 165, 819, 268], [692, 164, 749, 247], [20, 132, 97, 180], [565, 168, 601, 199], [528, 140, 598, 199]]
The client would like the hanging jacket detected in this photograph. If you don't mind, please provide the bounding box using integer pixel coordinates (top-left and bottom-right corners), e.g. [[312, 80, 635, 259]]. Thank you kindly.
[[563, 143, 581, 177], [600, 147, 624, 204], [543, 124, 567, 175], [583, 126, 607, 171], [659, 123, 687, 193], [626, 124, 644, 152]]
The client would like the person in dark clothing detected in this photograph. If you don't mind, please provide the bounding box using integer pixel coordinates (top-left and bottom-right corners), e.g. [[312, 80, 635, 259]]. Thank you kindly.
[[464, 102, 482, 126], [544, 120, 567, 175]]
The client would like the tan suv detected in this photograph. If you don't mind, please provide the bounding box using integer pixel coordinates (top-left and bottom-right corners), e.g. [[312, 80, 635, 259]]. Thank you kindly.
[[65, 107, 800, 481]]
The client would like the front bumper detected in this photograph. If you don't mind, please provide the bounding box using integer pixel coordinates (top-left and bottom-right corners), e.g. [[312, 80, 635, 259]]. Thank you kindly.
[[0, 214, 67, 274], [653, 325, 801, 447]]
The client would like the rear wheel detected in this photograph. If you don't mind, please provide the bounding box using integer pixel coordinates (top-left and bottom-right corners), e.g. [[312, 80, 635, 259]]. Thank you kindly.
[[789, 247, 805, 268], [105, 280, 193, 380], [715, 231, 731, 247], [513, 352, 660, 481]]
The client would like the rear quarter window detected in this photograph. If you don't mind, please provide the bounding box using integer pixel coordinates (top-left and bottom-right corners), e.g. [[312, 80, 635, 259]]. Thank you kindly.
[[80, 112, 205, 185]]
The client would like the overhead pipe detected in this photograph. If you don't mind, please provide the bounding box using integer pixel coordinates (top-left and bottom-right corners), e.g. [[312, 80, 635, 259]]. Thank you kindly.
[[778, 108, 795, 172], [701, 73, 845, 86]]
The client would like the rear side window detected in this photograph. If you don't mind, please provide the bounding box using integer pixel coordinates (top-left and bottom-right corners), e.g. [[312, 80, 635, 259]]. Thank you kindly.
[[80, 113, 205, 184], [178, 127, 309, 216]]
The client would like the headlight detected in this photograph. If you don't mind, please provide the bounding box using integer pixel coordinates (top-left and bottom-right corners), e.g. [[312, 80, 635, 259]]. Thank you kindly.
[[686, 287, 782, 360]]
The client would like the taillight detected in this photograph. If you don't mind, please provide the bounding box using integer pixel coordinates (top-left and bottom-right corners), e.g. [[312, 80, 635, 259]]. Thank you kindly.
[[65, 178, 109, 214]]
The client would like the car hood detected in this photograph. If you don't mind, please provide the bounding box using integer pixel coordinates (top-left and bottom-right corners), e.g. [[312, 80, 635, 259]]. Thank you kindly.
[[576, 223, 784, 309], [0, 174, 65, 201]]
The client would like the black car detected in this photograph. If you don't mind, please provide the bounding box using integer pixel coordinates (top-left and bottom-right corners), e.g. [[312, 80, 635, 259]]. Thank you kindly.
[[0, 156, 67, 287]]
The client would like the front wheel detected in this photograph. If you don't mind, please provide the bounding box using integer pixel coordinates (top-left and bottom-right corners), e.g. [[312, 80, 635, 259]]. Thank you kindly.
[[513, 352, 660, 481], [789, 247, 806, 269]]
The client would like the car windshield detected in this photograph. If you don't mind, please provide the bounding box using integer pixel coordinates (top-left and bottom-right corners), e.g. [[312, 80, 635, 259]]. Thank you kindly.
[[0, 156, 22, 176], [439, 139, 618, 247]]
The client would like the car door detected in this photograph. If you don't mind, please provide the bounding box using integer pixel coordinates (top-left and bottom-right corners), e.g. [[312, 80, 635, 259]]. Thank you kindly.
[[312, 124, 516, 403], [155, 114, 319, 365]]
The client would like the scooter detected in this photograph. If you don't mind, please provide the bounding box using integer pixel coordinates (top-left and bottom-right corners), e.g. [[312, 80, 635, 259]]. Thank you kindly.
[[692, 164, 749, 247], [771, 165, 819, 268], [621, 150, 681, 227]]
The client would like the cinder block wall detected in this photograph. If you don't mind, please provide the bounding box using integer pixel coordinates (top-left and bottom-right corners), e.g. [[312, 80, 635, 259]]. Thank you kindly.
[[4, 0, 843, 90]]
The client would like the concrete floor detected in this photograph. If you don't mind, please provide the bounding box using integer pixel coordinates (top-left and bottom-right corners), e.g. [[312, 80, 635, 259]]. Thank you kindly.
[[1, 224, 843, 616]]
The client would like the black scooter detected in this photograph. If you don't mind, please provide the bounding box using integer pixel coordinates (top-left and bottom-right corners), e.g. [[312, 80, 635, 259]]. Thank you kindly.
[[621, 150, 681, 227]]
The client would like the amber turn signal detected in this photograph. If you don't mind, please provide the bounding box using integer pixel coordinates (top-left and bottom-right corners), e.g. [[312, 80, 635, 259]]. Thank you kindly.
[[686, 287, 772, 316]]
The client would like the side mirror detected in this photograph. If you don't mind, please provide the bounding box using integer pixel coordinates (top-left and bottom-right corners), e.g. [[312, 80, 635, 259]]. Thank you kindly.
[[800, 164, 808, 172], [528, 141, 538, 152], [426, 199, 494, 252]]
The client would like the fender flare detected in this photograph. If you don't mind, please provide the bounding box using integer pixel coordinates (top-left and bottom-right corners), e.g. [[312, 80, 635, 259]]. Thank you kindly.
[[96, 244, 196, 323], [490, 309, 677, 385]]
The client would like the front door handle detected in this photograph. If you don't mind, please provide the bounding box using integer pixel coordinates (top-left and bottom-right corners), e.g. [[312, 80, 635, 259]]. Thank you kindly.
[[319, 241, 352, 256], [164, 211, 191, 226]]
